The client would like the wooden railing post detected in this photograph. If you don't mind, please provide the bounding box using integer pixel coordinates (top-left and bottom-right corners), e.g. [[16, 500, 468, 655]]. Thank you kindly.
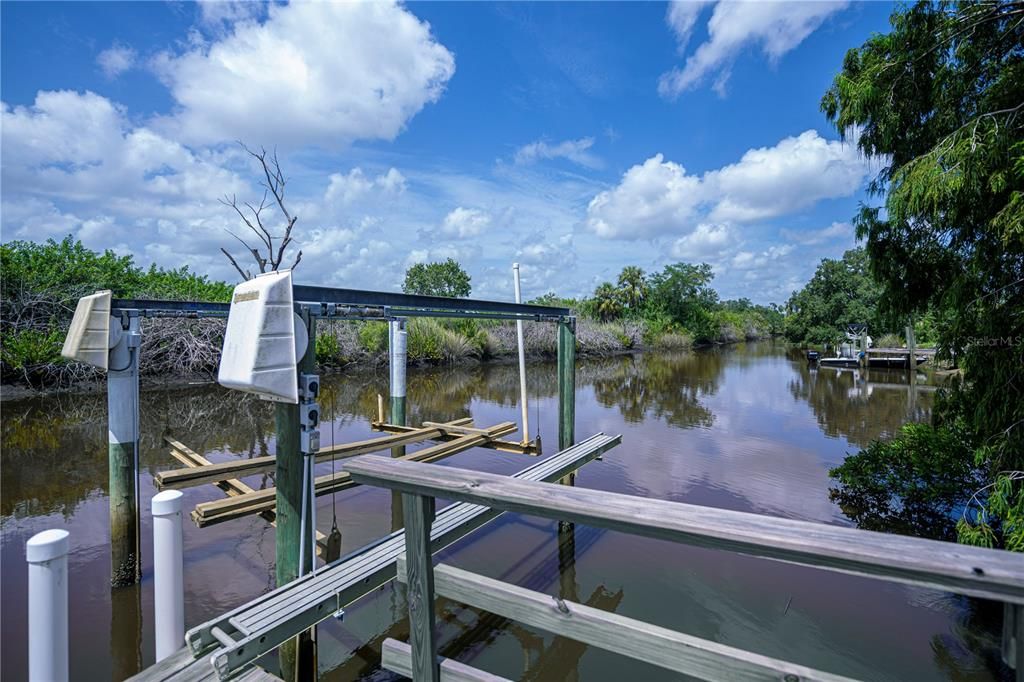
[[402, 492, 440, 682]]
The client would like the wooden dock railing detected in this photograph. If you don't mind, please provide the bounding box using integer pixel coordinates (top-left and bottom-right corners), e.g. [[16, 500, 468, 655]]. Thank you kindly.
[[343, 455, 1024, 682]]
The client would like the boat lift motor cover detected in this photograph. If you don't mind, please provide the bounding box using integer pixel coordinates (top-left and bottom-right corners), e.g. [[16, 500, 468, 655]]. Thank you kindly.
[[61, 289, 121, 370], [217, 270, 308, 404]]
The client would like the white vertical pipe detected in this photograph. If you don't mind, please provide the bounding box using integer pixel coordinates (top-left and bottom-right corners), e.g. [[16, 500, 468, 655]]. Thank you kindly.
[[513, 263, 529, 444], [151, 491, 184, 661], [27, 529, 70, 682], [389, 319, 407, 399]]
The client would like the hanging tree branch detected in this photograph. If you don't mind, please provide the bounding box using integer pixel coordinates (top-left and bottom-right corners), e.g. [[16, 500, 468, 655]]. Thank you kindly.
[[218, 142, 303, 280]]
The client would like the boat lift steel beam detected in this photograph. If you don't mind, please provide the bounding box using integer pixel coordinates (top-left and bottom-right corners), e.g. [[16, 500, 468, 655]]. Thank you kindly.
[[110, 283, 570, 323]]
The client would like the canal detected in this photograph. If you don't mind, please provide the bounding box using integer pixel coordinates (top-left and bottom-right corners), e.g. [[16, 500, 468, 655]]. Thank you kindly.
[[0, 342, 1009, 680]]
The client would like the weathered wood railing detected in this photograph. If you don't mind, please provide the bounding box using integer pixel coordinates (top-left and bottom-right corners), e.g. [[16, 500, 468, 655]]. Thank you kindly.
[[343, 455, 1024, 682]]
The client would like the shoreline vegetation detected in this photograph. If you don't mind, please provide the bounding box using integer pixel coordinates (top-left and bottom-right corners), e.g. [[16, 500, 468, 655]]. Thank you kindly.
[[0, 237, 782, 395]]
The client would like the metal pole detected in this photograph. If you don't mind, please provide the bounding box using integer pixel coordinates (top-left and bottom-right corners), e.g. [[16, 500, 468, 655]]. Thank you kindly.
[[27, 529, 69, 682], [108, 312, 141, 587], [513, 263, 530, 444], [152, 491, 184, 661]]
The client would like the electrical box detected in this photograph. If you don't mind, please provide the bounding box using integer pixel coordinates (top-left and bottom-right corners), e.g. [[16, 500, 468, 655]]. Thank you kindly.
[[301, 429, 320, 453], [300, 403, 320, 430], [299, 374, 320, 400], [61, 290, 120, 369], [217, 270, 308, 404]]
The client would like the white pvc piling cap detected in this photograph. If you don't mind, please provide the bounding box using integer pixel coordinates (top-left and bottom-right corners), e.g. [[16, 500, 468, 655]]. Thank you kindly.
[[152, 490, 184, 517], [26, 529, 70, 563]]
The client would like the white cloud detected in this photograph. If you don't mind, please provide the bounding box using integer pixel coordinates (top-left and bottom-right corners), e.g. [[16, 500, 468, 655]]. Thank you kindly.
[[441, 207, 491, 238], [781, 221, 853, 245], [585, 154, 703, 239], [152, 1, 455, 146], [513, 137, 601, 169], [324, 167, 406, 205], [665, 1, 711, 53], [671, 223, 735, 260], [706, 130, 867, 222], [97, 44, 137, 79], [659, 1, 848, 99], [585, 130, 867, 240]]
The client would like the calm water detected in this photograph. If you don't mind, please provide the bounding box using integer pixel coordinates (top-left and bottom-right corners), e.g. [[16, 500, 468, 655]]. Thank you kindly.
[[1, 343, 1010, 680]]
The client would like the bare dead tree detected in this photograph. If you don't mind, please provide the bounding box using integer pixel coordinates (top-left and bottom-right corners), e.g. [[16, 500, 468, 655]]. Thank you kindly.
[[219, 142, 302, 280]]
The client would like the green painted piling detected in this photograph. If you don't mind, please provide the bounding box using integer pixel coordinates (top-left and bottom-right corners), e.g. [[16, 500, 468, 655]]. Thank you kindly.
[[557, 318, 576, 452], [277, 310, 316, 681]]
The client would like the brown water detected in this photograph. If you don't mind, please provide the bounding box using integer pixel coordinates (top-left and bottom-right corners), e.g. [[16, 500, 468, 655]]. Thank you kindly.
[[1, 343, 1010, 681]]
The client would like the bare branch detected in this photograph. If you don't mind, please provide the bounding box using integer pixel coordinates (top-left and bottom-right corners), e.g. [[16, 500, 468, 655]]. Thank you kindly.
[[220, 247, 251, 281]]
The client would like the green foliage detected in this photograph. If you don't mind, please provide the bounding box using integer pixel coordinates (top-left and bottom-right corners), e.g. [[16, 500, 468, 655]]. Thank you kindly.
[[402, 258, 471, 298], [314, 332, 345, 366], [357, 321, 389, 354], [0, 327, 65, 370], [784, 248, 883, 345], [830, 421, 982, 541], [822, 1, 1024, 547], [0, 236, 233, 382], [876, 332, 902, 349], [958, 472, 1024, 552], [616, 266, 648, 313], [406, 319, 443, 362], [646, 262, 720, 343], [592, 282, 624, 322]]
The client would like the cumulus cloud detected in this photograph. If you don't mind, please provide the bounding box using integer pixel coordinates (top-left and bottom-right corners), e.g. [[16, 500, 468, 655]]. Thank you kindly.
[[324, 167, 406, 205], [659, 1, 848, 98], [585, 154, 703, 239], [152, 1, 455, 145], [585, 130, 867, 239], [441, 207, 491, 238], [97, 44, 137, 79], [513, 137, 601, 169], [1, 90, 245, 210], [671, 223, 735, 260]]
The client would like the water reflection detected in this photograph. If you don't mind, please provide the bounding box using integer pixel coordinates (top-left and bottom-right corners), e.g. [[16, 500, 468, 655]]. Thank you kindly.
[[788, 361, 935, 448], [1, 343, 1002, 681]]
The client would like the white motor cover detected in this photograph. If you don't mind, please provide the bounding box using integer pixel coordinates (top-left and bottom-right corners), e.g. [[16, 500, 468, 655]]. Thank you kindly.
[[61, 290, 115, 369], [218, 270, 303, 403]]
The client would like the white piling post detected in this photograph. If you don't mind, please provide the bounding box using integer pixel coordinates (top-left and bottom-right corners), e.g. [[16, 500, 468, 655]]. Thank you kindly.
[[27, 529, 70, 682], [152, 490, 184, 661], [513, 263, 530, 444], [389, 319, 407, 425]]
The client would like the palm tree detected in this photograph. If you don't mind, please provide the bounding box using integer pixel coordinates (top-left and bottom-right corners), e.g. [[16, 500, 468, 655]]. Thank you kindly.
[[617, 266, 647, 312], [593, 282, 624, 321]]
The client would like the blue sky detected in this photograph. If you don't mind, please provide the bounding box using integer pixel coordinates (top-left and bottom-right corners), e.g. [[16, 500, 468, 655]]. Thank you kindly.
[[1, 1, 893, 303]]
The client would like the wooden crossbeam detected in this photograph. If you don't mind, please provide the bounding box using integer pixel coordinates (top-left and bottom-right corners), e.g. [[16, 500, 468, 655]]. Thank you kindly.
[[372, 422, 539, 455], [163, 437, 328, 557], [156, 418, 475, 490], [191, 422, 518, 528]]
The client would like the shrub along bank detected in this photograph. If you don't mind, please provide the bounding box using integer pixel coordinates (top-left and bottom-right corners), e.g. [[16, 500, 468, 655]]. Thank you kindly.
[[0, 239, 780, 390]]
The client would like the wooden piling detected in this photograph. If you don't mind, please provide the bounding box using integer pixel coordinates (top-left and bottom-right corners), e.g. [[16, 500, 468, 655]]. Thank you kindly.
[[276, 309, 316, 682], [108, 313, 141, 587], [390, 319, 408, 532], [557, 318, 576, 452]]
